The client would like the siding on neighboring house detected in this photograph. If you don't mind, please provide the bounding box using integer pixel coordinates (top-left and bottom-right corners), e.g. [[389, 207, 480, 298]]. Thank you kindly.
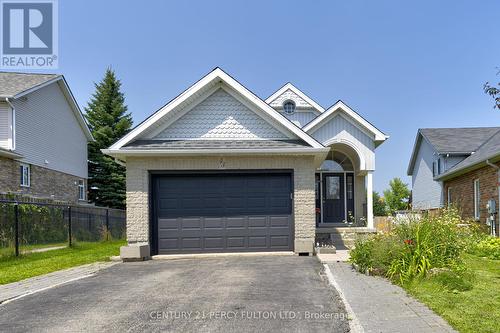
[[12, 82, 88, 178], [0, 102, 11, 149], [411, 139, 443, 209], [280, 111, 317, 128], [308, 113, 376, 170], [444, 162, 500, 234], [444, 155, 467, 172]]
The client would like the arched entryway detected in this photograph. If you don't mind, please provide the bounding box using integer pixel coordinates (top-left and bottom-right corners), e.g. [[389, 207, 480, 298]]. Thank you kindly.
[[315, 142, 372, 227]]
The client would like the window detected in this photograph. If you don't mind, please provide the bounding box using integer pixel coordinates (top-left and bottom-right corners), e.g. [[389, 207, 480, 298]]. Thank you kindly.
[[283, 100, 296, 114], [447, 187, 452, 206], [78, 179, 85, 200], [437, 158, 442, 174], [473, 179, 480, 219], [347, 176, 353, 200], [326, 176, 340, 199], [20, 164, 30, 187], [432, 161, 436, 177]]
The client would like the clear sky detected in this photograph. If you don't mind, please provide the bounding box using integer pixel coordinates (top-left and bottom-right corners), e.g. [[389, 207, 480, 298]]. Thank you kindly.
[[52, 0, 500, 192]]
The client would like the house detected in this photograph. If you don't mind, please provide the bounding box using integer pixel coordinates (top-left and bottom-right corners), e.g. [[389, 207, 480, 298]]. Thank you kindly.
[[103, 68, 388, 258], [437, 130, 500, 236], [407, 127, 500, 210], [0, 72, 93, 203]]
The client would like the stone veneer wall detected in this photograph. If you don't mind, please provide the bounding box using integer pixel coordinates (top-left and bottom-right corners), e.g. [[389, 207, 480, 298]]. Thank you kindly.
[[0, 156, 86, 203], [125, 155, 317, 253]]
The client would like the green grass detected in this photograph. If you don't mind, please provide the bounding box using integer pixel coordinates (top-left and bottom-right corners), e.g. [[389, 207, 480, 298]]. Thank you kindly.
[[0, 240, 125, 285], [406, 254, 500, 333], [0, 242, 68, 257]]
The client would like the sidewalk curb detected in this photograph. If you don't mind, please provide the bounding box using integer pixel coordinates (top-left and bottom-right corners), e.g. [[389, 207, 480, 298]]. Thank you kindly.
[[0, 261, 118, 305], [323, 263, 365, 333]]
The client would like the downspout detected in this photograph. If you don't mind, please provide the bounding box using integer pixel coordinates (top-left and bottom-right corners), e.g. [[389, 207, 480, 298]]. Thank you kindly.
[[486, 159, 499, 237], [5, 98, 15, 150]]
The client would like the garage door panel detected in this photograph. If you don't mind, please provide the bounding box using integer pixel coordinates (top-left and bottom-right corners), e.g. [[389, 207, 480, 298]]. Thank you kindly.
[[225, 217, 246, 229], [155, 173, 293, 254], [204, 237, 224, 249], [270, 236, 289, 248], [248, 217, 266, 228], [227, 237, 245, 248], [248, 236, 267, 248], [159, 238, 179, 250]]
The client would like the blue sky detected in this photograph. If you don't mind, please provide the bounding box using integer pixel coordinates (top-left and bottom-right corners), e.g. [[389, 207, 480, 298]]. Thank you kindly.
[[53, 0, 499, 192]]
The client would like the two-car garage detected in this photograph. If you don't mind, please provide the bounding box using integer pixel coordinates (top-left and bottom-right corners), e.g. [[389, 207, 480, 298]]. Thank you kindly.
[[151, 171, 294, 254]]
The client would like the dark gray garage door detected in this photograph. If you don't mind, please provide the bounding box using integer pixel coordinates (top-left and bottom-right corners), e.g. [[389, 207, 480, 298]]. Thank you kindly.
[[153, 172, 293, 254]]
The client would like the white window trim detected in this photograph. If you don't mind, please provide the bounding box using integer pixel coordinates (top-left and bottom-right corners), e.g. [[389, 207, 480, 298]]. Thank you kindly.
[[20, 163, 30, 187], [447, 187, 452, 206], [78, 180, 85, 201], [473, 179, 480, 220]]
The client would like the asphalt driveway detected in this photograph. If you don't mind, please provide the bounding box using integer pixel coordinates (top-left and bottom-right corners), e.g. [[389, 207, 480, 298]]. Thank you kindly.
[[0, 256, 349, 332]]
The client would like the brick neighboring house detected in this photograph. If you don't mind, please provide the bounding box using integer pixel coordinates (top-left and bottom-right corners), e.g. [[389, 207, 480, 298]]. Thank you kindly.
[[0, 72, 93, 203], [436, 129, 500, 237]]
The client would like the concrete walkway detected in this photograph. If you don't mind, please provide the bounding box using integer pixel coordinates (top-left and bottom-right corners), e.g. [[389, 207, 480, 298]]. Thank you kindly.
[[326, 262, 457, 333], [0, 261, 117, 304]]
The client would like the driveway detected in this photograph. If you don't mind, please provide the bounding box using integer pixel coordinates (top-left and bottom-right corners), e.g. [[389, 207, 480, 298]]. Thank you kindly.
[[0, 256, 350, 332]]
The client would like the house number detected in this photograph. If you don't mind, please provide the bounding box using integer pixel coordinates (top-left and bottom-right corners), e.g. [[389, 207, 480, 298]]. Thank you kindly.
[[219, 158, 225, 168]]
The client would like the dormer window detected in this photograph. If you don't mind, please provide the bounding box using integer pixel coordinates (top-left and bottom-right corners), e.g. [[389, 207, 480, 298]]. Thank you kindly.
[[283, 100, 296, 114]]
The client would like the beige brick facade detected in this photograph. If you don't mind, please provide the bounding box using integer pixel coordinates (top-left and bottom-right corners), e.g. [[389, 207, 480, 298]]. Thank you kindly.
[[0, 156, 86, 203], [125, 155, 317, 253]]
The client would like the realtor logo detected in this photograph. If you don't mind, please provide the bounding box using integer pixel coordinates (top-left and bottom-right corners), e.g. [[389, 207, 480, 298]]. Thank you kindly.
[[1, 0, 58, 68]]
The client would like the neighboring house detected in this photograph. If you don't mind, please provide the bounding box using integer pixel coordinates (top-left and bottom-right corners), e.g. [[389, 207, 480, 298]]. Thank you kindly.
[[437, 130, 500, 236], [104, 68, 388, 258], [407, 127, 500, 210], [0, 72, 93, 202]]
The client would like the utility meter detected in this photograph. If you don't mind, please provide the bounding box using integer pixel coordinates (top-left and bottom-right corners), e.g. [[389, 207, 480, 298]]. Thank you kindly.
[[487, 199, 496, 215]]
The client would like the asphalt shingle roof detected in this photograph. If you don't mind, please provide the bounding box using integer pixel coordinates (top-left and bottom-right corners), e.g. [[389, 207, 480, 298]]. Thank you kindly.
[[420, 127, 500, 154], [439, 128, 500, 178], [123, 139, 310, 150], [0, 72, 59, 97]]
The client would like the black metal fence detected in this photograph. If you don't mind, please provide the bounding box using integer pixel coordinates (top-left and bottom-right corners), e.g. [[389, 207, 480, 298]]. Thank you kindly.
[[0, 200, 126, 257]]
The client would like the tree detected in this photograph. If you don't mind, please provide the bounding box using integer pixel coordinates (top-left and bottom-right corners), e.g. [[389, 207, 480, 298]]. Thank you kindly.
[[85, 68, 132, 209], [373, 191, 387, 216], [484, 69, 500, 109], [383, 178, 410, 214]]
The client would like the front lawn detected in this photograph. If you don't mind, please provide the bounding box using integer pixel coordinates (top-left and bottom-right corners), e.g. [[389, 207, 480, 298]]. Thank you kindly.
[[349, 208, 500, 333], [0, 240, 125, 285], [407, 254, 500, 333]]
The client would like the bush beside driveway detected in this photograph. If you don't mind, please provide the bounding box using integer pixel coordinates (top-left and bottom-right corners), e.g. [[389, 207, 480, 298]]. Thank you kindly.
[[0, 256, 350, 333]]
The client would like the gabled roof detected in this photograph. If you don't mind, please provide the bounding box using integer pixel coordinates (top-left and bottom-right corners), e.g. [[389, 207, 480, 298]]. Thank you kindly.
[[0, 72, 93, 141], [0, 72, 59, 97], [437, 128, 500, 180], [107, 68, 326, 153], [302, 100, 388, 143], [265, 82, 325, 113], [407, 127, 500, 175], [420, 127, 499, 154]]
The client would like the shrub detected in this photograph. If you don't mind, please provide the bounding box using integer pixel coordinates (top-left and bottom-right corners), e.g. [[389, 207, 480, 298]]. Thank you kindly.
[[473, 237, 500, 260], [350, 208, 477, 285]]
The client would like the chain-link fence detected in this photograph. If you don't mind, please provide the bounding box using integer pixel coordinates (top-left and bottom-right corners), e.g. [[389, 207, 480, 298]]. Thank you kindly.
[[0, 200, 126, 257]]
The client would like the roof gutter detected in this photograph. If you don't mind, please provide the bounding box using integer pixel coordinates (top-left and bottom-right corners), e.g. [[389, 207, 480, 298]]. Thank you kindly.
[[5, 97, 16, 150], [486, 159, 499, 171]]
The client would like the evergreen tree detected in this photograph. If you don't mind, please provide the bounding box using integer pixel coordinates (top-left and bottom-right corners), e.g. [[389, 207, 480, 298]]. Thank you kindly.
[[85, 68, 132, 209]]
